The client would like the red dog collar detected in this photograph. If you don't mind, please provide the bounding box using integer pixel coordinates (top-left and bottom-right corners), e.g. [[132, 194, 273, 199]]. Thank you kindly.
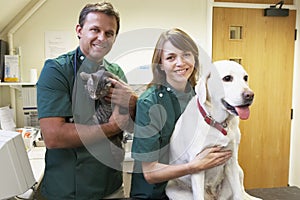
[[197, 98, 227, 136]]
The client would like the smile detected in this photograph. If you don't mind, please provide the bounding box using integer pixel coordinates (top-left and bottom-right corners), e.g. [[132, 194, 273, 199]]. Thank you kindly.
[[93, 44, 107, 49], [175, 68, 188, 74]]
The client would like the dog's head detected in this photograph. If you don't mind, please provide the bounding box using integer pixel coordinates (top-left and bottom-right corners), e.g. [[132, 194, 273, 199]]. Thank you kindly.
[[196, 60, 254, 120]]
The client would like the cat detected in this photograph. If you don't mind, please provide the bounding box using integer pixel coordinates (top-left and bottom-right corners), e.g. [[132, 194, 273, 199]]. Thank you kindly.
[[80, 67, 126, 164]]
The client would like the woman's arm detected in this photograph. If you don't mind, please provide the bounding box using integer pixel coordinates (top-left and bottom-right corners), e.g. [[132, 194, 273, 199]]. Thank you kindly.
[[142, 146, 232, 184]]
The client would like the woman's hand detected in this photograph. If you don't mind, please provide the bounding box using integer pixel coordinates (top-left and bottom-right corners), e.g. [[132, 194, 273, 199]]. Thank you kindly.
[[188, 146, 232, 174]]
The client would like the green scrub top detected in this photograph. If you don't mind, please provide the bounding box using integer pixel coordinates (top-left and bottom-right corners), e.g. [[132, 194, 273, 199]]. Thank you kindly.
[[37, 47, 127, 200], [130, 84, 195, 199]]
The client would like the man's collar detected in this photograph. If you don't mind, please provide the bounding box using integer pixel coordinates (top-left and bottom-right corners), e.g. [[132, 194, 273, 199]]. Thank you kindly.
[[76, 47, 104, 68]]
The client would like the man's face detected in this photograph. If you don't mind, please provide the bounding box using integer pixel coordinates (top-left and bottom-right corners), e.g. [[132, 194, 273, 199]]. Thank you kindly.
[[76, 12, 117, 63]]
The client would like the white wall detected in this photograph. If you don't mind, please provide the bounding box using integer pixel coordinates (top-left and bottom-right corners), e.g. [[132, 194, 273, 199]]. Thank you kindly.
[[289, 0, 300, 187], [4, 0, 300, 187], [11, 0, 208, 82]]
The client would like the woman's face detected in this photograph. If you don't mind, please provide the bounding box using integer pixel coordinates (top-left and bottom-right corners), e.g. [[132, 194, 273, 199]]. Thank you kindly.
[[160, 40, 195, 90]]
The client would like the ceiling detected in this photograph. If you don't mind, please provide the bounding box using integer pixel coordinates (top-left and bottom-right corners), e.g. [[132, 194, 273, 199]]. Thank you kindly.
[[0, 0, 32, 33]]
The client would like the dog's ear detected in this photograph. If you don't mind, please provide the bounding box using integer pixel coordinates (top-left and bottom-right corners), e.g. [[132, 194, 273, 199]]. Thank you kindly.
[[196, 72, 211, 104]]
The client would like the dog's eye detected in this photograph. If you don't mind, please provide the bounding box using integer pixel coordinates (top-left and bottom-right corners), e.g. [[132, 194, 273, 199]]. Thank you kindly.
[[244, 75, 248, 82], [223, 75, 233, 82]]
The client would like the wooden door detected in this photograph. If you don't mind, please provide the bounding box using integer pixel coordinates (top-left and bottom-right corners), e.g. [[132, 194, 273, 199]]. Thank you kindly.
[[212, 7, 296, 189]]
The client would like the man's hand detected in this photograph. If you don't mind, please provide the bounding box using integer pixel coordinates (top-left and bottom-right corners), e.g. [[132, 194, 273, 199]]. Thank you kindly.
[[106, 78, 138, 121], [109, 105, 132, 133]]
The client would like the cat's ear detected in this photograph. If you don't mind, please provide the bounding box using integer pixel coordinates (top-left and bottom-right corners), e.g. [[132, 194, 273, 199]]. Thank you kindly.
[[80, 72, 90, 81], [91, 73, 98, 82]]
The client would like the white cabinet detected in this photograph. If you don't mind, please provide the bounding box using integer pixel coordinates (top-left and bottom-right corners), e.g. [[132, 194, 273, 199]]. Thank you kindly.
[[0, 82, 36, 127]]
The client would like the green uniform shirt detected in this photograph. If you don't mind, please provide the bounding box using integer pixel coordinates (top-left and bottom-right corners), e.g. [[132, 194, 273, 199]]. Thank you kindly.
[[130, 84, 195, 199], [37, 47, 127, 200]]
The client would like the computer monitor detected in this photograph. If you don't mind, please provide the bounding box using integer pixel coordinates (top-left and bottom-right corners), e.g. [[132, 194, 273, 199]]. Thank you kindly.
[[0, 130, 35, 199]]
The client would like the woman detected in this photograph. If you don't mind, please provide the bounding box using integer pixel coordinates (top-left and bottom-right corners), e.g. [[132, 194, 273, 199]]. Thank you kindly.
[[130, 28, 232, 199]]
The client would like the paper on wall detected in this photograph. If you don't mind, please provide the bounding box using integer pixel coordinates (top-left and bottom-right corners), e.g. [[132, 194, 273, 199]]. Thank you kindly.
[[45, 31, 73, 59]]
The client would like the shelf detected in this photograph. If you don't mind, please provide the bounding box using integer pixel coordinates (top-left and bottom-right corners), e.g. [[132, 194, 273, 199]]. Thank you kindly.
[[0, 82, 36, 86]]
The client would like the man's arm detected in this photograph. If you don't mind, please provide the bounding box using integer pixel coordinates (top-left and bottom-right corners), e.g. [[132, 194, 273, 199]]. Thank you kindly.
[[40, 105, 130, 149]]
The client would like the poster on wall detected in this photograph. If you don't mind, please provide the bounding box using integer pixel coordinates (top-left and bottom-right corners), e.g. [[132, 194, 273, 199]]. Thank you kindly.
[[44, 31, 73, 59]]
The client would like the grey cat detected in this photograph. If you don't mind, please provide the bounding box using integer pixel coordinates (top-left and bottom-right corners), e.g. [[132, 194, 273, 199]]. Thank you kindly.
[[80, 67, 125, 164]]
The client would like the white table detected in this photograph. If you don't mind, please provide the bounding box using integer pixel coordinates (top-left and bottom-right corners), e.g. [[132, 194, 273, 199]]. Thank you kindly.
[[16, 147, 45, 199]]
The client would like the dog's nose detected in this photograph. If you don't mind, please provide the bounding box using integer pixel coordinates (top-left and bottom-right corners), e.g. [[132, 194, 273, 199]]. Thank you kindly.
[[243, 90, 254, 101]]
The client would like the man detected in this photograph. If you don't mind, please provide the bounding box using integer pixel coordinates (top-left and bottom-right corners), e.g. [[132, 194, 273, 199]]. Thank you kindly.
[[37, 2, 136, 199]]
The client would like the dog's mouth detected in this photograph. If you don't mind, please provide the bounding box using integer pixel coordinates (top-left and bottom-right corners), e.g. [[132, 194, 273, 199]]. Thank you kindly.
[[221, 99, 251, 120]]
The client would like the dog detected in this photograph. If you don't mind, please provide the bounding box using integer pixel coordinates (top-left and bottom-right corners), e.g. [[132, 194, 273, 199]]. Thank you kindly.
[[165, 60, 261, 200]]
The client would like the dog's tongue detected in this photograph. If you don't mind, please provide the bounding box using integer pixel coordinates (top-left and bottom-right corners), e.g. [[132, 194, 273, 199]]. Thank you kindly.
[[235, 106, 250, 120]]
